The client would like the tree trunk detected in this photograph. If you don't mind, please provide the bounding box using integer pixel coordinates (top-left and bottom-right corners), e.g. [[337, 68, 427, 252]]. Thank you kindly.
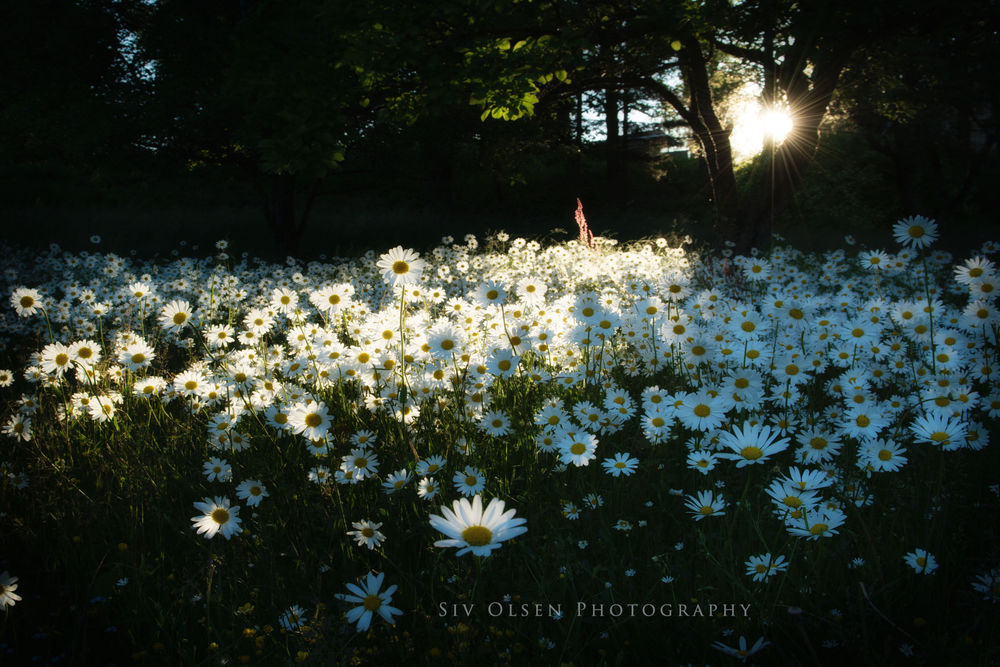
[[264, 173, 300, 257], [261, 173, 320, 258], [604, 87, 627, 205]]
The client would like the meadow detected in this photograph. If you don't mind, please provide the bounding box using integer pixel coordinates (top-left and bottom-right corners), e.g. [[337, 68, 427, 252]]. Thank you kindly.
[[1, 216, 999, 665]]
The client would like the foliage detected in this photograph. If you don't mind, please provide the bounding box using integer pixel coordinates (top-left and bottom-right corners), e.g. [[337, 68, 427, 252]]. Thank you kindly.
[[2, 225, 999, 664]]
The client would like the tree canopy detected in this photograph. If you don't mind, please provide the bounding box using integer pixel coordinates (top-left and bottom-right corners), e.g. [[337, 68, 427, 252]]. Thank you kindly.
[[2, 0, 996, 254]]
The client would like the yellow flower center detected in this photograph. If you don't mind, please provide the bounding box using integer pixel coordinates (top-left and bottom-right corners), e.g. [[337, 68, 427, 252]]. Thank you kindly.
[[462, 525, 493, 547], [810, 523, 828, 535], [211, 508, 230, 524], [131, 353, 145, 364], [172, 312, 187, 325], [856, 415, 870, 428], [693, 404, 711, 418], [908, 225, 925, 238], [570, 442, 586, 455], [930, 431, 949, 443], [363, 594, 382, 611], [784, 496, 803, 508], [878, 449, 893, 461], [184, 380, 197, 390], [305, 413, 322, 428], [392, 260, 409, 275], [20, 295, 35, 308], [699, 506, 714, 515], [465, 475, 477, 486], [741, 446, 763, 460], [55, 353, 69, 366]]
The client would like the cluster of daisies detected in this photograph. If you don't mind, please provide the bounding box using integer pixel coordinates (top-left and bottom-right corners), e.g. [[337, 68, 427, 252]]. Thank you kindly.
[[2, 215, 999, 648]]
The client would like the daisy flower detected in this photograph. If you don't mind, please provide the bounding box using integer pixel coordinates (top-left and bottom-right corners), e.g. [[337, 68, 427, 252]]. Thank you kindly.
[[910, 413, 967, 450], [765, 480, 820, 516], [279, 604, 307, 631], [288, 401, 332, 441], [684, 490, 726, 521], [426, 320, 465, 360], [712, 636, 770, 662], [561, 501, 582, 520], [190, 497, 242, 540], [69, 339, 101, 367], [415, 455, 446, 476], [127, 281, 153, 300], [334, 571, 403, 632], [686, 450, 719, 475], [785, 505, 846, 540], [429, 495, 527, 557], [954, 256, 996, 285], [893, 215, 938, 249], [40, 342, 74, 377], [4, 414, 32, 441], [417, 476, 439, 500], [904, 548, 938, 575], [119, 340, 155, 372], [202, 457, 232, 483], [602, 452, 639, 477], [717, 421, 791, 468], [133, 375, 167, 396], [376, 246, 425, 286], [970, 568, 1000, 602], [0, 571, 22, 610], [205, 324, 234, 348], [309, 466, 332, 484], [347, 520, 386, 550], [675, 390, 727, 432], [859, 250, 890, 271], [744, 553, 789, 582], [10, 287, 43, 317], [795, 429, 842, 464], [235, 479, 269, 507], [858, 439, 908, 473], [558, 431, 599, 467], [781, 466, 834, 492], [479, 409, 511, 437], [382, 468, 412, 494], [159, 299, 194, 332], [452, 466, 486, 497]]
